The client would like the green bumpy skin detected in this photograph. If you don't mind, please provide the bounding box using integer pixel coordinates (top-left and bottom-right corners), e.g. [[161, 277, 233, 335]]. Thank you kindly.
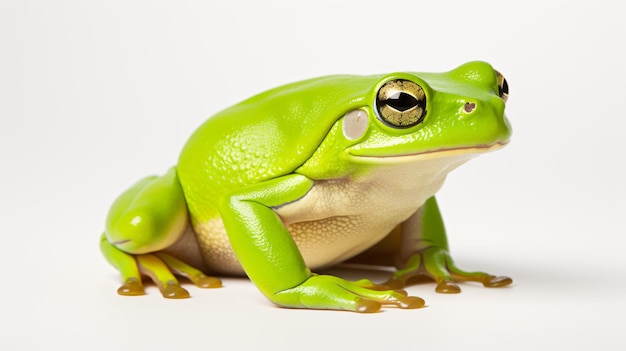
[[101, 61, 513, 312]]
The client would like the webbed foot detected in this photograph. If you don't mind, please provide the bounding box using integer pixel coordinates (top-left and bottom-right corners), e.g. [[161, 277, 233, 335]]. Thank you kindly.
[[101, 235, 221, 299], [386, 247, 512, 293], [272, 274, 425, 313]]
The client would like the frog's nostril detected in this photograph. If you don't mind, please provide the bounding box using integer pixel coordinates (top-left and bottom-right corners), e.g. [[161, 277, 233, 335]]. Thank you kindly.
[[464, 102, 476, 113]]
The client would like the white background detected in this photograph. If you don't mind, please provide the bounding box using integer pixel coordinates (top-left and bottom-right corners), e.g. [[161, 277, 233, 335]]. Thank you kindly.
[[1, 0, 625, 350]]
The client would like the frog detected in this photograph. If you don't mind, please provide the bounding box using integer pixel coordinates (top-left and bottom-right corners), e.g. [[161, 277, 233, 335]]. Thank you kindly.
[[100, 61, 512, 313]]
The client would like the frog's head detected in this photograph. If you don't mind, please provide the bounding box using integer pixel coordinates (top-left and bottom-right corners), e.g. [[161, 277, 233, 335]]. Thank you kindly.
[[347, 61, 510, 163], [297, 61, 511, 178]]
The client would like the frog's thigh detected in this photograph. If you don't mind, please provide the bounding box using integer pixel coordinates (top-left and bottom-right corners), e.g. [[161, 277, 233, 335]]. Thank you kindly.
[[102, 167, 195, 297], [104, 167, 188, 254]]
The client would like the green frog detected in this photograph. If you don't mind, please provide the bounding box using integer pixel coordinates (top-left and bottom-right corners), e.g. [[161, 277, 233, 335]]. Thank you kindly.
[[100, 61, 512, 312]]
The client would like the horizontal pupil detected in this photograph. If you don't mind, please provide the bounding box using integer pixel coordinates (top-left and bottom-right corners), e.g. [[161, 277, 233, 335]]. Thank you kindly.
[[386, 92, 419, 112]]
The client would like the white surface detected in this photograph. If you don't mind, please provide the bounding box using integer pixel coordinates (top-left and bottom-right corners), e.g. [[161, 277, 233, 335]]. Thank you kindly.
[[1, 0, 625, 350]]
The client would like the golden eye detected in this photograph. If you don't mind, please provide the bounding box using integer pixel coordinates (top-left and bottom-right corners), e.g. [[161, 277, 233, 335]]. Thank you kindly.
[[376, 79, 426, 128], [495, 70, 509, 103]]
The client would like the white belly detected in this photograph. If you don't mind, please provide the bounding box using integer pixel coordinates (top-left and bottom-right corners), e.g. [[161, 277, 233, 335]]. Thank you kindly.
[[194, 152, 475, 275]]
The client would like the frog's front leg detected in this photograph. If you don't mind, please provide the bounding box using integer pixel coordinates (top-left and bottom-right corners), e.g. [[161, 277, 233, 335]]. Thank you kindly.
[[220, 174, 424, 313], [101, 167, 221, 298], [386, 197, 512, 293]]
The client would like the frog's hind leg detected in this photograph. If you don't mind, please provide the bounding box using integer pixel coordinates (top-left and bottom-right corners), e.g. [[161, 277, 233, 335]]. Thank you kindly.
[[100, 233, 145, 295], [100, 167, 221, 298], [101, 236, 221, 298]]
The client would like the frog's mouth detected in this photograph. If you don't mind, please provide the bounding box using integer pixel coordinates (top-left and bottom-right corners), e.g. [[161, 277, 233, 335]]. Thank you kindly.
[[349, 141, 508, 164]]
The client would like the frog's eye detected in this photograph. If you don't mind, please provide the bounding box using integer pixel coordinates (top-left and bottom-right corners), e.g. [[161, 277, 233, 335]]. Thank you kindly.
[[376, 79, 426, 128], [495, 70, 509, 103]]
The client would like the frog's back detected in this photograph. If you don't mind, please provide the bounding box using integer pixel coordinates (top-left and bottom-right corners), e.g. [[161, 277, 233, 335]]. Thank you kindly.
[[177, 74, 381, 223]]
